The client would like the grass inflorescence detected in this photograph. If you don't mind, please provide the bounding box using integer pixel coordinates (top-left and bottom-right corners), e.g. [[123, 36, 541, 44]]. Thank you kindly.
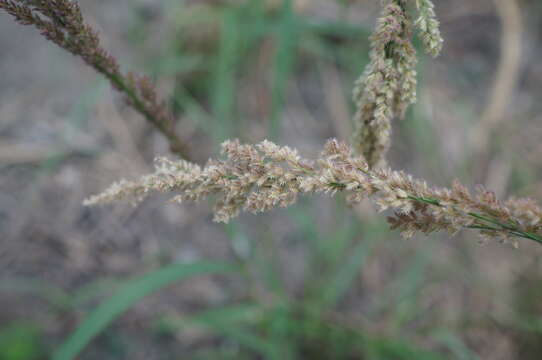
[[0, 0, 191, 158], [84, 138, 542, 246]]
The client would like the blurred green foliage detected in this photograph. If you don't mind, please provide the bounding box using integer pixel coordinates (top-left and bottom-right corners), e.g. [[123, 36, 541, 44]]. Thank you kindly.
[[0, 324, 44, 360]]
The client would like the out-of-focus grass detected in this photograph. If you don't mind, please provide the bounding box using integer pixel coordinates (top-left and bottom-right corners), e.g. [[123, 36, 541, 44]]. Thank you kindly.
[[53, 262, 236, 360], [0, 323, 44, 360], [155, 201, 447, 359]]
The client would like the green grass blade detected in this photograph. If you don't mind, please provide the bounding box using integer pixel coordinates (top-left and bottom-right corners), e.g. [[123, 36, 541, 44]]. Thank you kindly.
[[432, 330, 480, 360], [320, 237, 374, 307], [269, 0, 300, 139], [159, 304, 281, 359], [213, 7, 241, 142], [365, 335, 446, 360], [52, 262, 236, 360]]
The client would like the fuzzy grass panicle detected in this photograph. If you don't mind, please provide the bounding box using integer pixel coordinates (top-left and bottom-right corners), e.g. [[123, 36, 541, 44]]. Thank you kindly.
[[414, 0, 444, 57], [352, 0, 418, 168], [352, 0, 443, 168], [85, 139, 542, 247]]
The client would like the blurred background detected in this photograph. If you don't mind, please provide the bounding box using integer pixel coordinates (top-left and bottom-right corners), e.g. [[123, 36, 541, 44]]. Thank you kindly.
[[1, 0, 542, 359]]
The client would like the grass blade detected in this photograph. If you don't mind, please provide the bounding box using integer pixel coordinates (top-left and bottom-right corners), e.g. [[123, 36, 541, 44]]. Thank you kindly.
[[320, 237, 374, 307], [52, 262, 236, 360], [213, 7, 241, 142], [159, 304, 281, 359], [269, 0, 300, 139]]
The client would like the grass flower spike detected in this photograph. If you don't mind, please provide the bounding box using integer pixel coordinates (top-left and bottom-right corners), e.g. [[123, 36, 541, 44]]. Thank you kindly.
[[352, 0, 418, 168], [352, 0, 444, 168], [85, 139, 542, 247], [414, 0, 444, 57]]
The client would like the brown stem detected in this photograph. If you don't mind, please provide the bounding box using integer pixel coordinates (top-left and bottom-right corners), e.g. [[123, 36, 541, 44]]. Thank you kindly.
[[0, 0, 191, 160]]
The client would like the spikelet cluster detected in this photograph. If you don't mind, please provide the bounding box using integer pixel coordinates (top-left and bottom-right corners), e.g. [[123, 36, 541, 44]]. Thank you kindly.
[[352, 0, 418, 168], [352, 0, 443, 168], [85, 139, 542, 247], [414, 0, 444, 57]]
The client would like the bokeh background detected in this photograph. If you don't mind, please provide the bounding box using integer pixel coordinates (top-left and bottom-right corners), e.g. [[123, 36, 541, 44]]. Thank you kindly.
[[1, 0, 542, 359]]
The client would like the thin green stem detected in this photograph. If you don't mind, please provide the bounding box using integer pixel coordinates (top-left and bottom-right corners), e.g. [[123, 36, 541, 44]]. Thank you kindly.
[[409, 195, 542, 245]]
